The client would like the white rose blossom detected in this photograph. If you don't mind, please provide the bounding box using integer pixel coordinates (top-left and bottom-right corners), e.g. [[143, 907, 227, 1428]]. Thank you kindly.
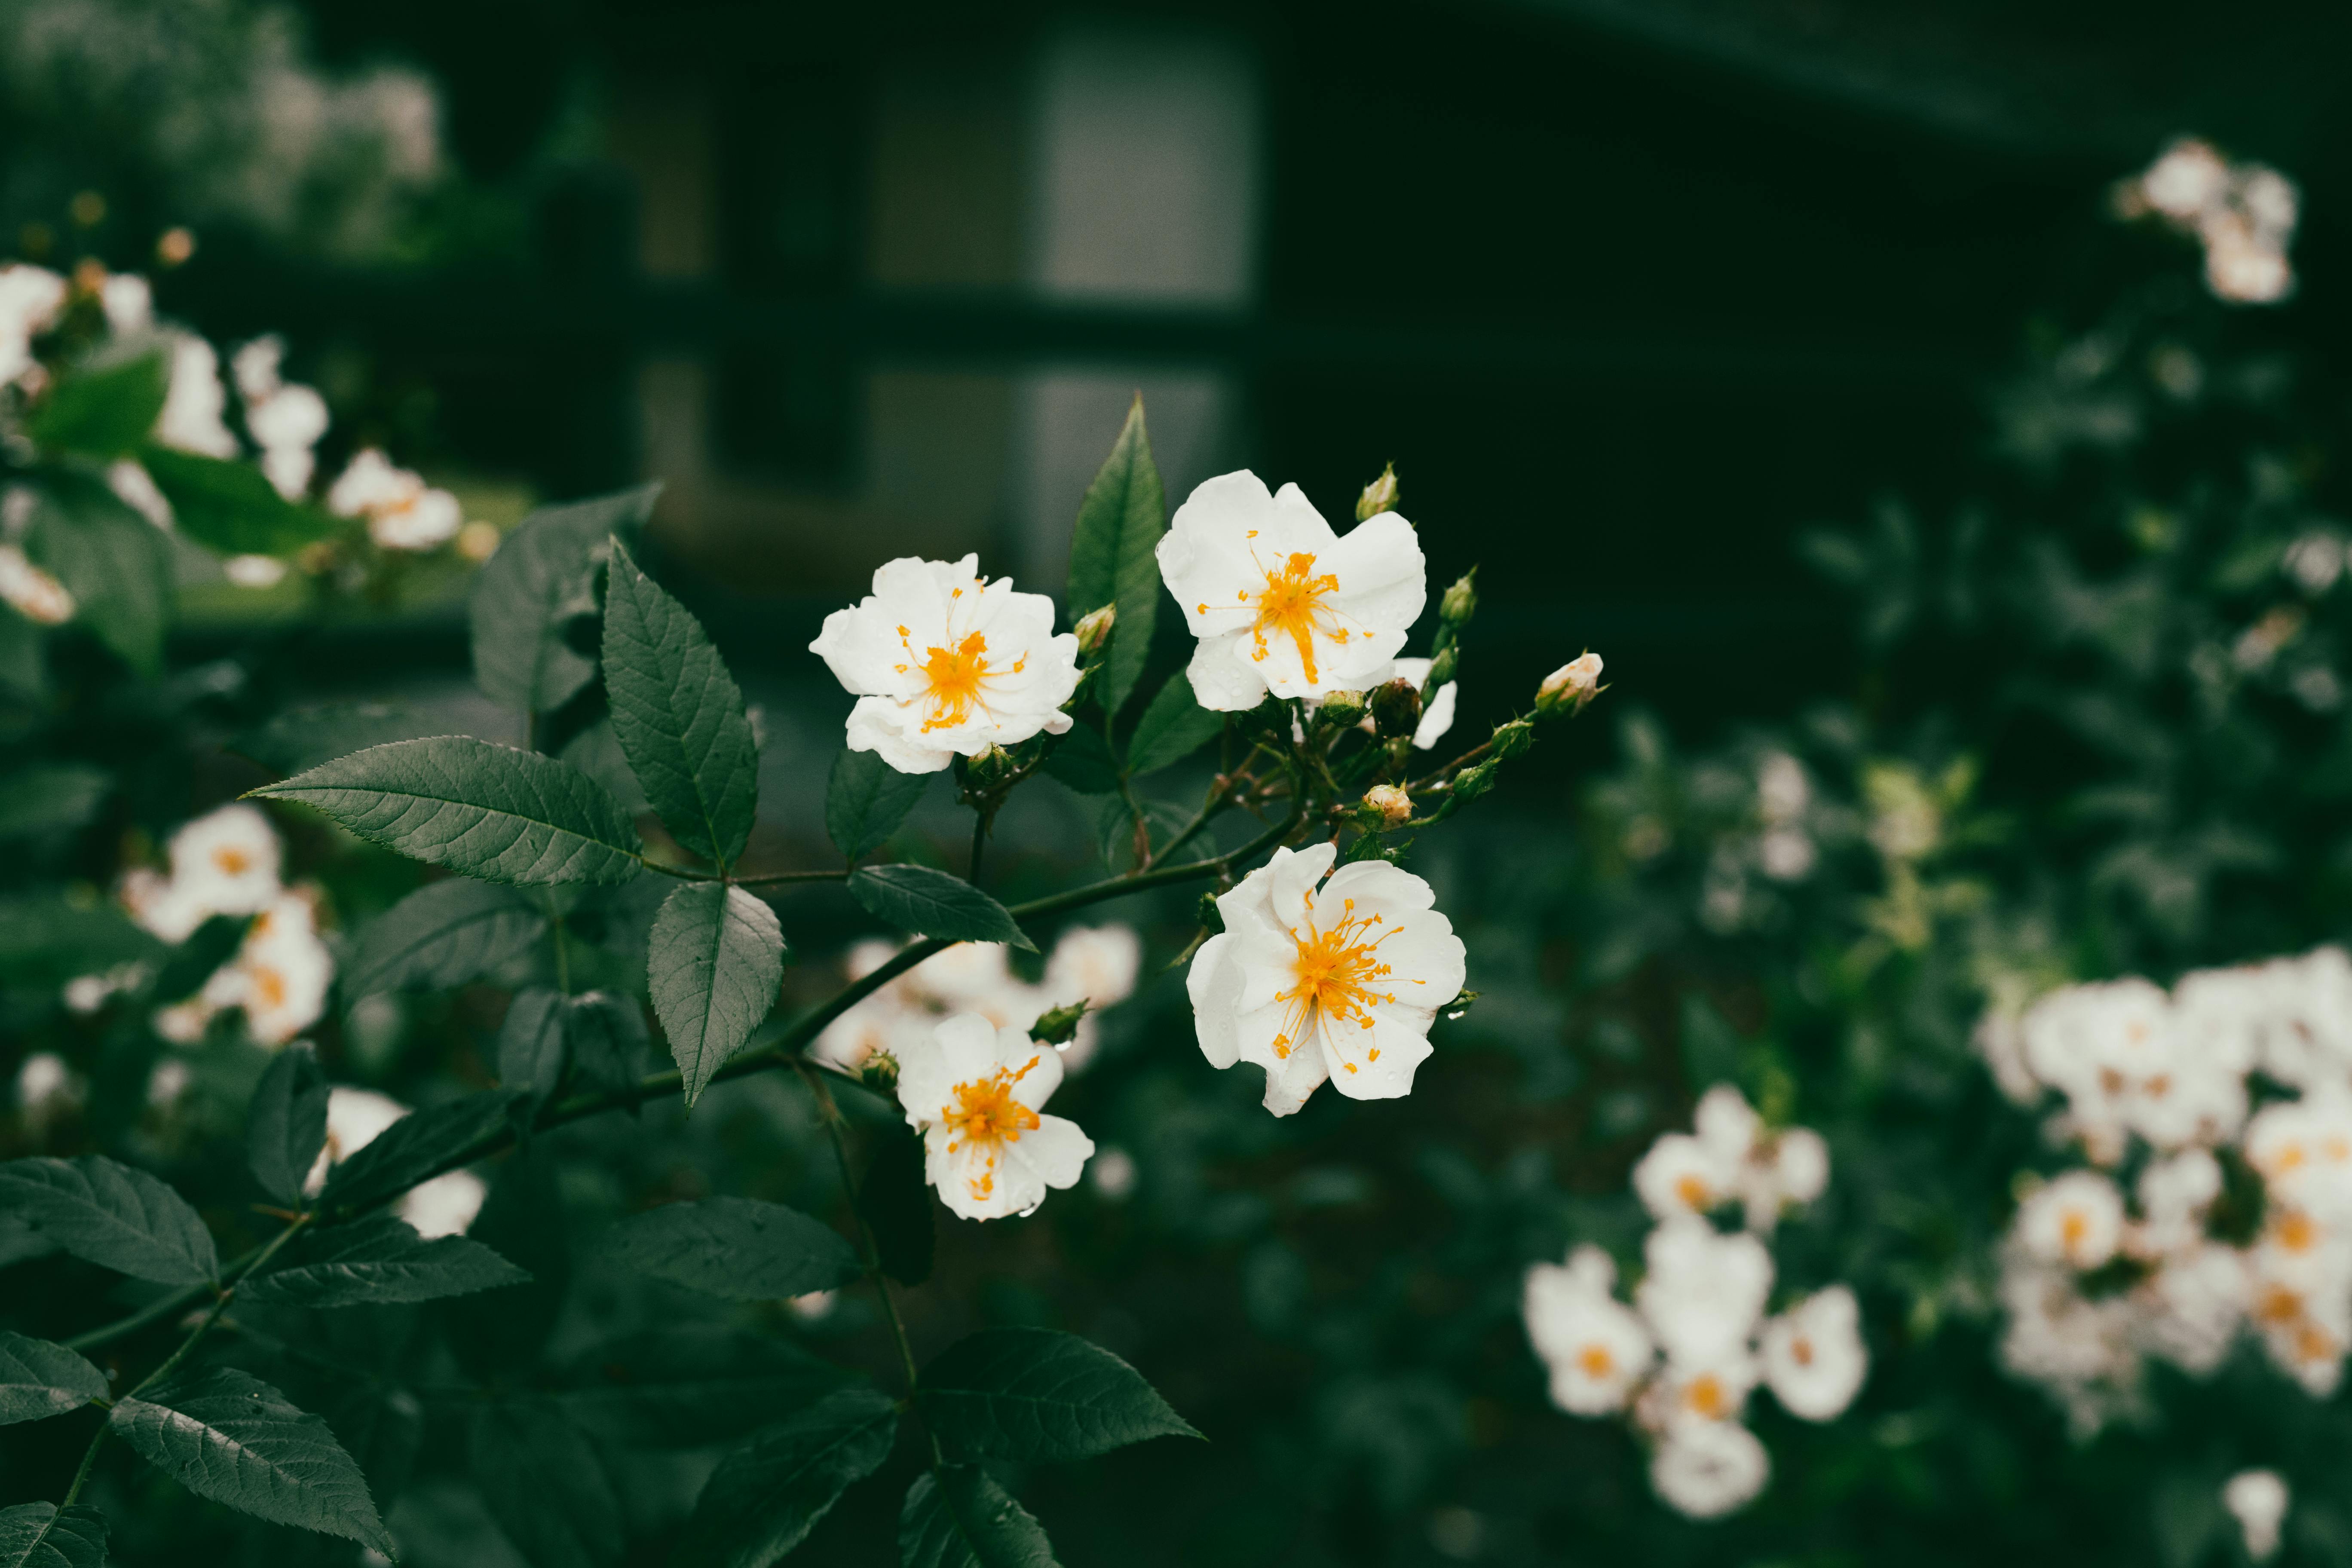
[[1648, 1418, 1770, 1519], [1524, 1246, 1654, 1415], [1759, 1286, 1868, 1420], [330, 447, 463, 551], [894, 1011, 1093, 1221], [2225, 1470, 2291, 1562], [305, 1086, 487, 1239], [811, 554, 1081, 775], [1185, 842, 1466, 1117], [1156, 469, 1426, 711]]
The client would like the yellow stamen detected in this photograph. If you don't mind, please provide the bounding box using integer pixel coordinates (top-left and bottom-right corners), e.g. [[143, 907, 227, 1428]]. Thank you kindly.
[[1249, 551, 1341, 681]]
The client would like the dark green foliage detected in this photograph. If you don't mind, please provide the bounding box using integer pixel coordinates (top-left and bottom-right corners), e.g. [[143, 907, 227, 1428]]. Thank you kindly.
[[469, 1400, 620, 1568], [240, 1215, 528, 1307], [147, 914, 249, 1005], [673, 1386, 899, 1568], [898, 1467, 1060, 1568], [1064, 395, 1164, 718], [857, 1127, 935, 1287], [25, 473, 172, 674], [604, 1196, 860, 1300], [318, 1091, 521, 1214], [1123, 674, 1223, 778], [848, 865, 1033, 950], [244, 1045, 329, 1207], [342, 878, 550, 1001], [138, 445, 333, 557], [0, 1333, 108, 1425], [0, 765, 109, 842], [648, 882, 784, 1106], [825, 748, 931, 860], [471, 483, 660, 716], [231, 701, 444, 778], [919, 1329, 1199, 1463], [1040, 725, 1119, 795], [557, 1329, 848, 1449], [0, 1503, 108, 1568], [27, 349, 168, 456], [0, 1156, 216, 1284]]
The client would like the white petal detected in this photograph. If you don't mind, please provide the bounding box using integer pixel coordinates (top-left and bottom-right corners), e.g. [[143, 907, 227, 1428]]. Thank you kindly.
[[1186, 933, 1243, 1068], [1185, 633, 1269, 711], [1005, 1114, 1093, 1192], [846, 698, 954, 774]]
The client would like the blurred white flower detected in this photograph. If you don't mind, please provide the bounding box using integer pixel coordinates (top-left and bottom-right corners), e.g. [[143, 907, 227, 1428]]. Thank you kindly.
[[1648, 1417, 1769, 1519], [1525, 1246, 1654, 1415], [787, 1290, 837, 1322], [895, 1012, 1093, 1221], [2016, 1170, 2125, 1271], [2224, 1470, 2291, 1562], [145, 1058, 192, 1109], [1636, 1348, 1757, 1433], [224, 555, 290, 589], [329, 448, 461, 551], [203, 891, 334, 1047], [2285, 532, 2345, 595], [814, 925, 1143, 1078], [1632, 1132, 1736, 1222], [107, 460, 173, 529], [2118, 138, 2300, 306], [154, 333, 238, 458], [14, 1051, 78, 1119], [233, 336, 329, 501], [1759, 1287, 1867, 1420], [1638, 1218, 1774, 1366], [0, 264, 65, 384], [0, 544, 74, 625], [1042, 923, 1142, 1069], [1186, 842, 1466, 1116], [1090, 1145, 1139, 1201], [99, 273, 152, 335], [2135, 138, 2231, 219], [1157, 469, 1425, 710], [304, 1085, 486, 1238], [2132, 1242, 2248, 1375], [810, 554, 1081, 774], [165, 803, 283, 922]]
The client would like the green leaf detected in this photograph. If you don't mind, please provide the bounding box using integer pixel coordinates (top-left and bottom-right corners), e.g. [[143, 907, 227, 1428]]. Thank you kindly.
[[30, 350, 168, 458], [344, 878, 551, 1001], [605, 1196, 859, 1301], [1065, 395, 1164, 718], [0, 764, 109, 842], [0, 606, 43, 699], [919, 1328, 1200, 1463], [111, 1367, 392, 1554], [150, 913, 250, 1004], [849, 865, 1033, 952], [600, 536, 759, 867], [232, 701, 442, 778], [472, 483, 661, 716], [857, 1126, 935, 1287], [0, 894, 159, 986], [559, 1329, 848, 1449], [320, 1090, 522, 1215], [444, 1153, 569, 1381], [26, 470, 171, 674], [1124, 673, 1225, 778], [1041, 726, 1119, 795], [563, 991, 649, 1096], [898, 1467, 1059, 1568], [242, 1214, 530, 1307], [648, 882, 785, 1108], [0, 1502, 109, 1568], [677, 1386, 899, 1568], [246, 1043, 330, 1207], [139, 444, 334, 556], [470, 1400, 621, 1568], [826, 747, 931, 861], [0, 1332, 108, 1425], [497, 986, 569, 1136], [251, 736, 643, 887], [0, 1155, 217, 1284]]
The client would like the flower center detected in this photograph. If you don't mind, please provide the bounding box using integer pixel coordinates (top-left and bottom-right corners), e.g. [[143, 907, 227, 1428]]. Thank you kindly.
[[2257, 1284, 2303, 1325], [1577, 1344, 1614, 1379], [1270, 897, 1400, 1073], [943, 1063, 1041, 1150], [1250, 552, 1341, 682], [2279, 1210, 2320, 1252], [1675, 1173, 1711, 1209], [1684, 1373, 1727, 1419], [1791, 1335, 1815, 1367], [251, 966, 288, 1011], [919, 631, 992, 732], [2059, 1210, 2089, 1252], [214, 847, 251, 876]]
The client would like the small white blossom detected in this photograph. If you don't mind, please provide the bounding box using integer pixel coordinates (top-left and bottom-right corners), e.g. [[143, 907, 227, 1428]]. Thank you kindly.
[[154, 333, 238, 458], [328, 449, 462, 551], [224, 555, 290, 589], [99, 274, 153, 335], [895, 1012, 1093, 1221], [107, 461, 174, 529], [204, 891, 334, 1047], [1637, 1218, 1774, 1367], [1648, 1417, 1769, 1520], [2016, 1170, 2125, 1271], [1632, 1132, 1736, 1222], [0, 265, 65, 385], [1185, 842, 1466, 1116], [2225, 1470, 2291, 1562], [0, 545, 74, 625], [1042, 923, 1143, 1069], [1156, 469, 1426, 710], [146, 1058, 193, 1109], [811, 554, 1081, 774], [305, 1086, 487, 1238], [165, 804, 284, 922], [1759, 1286, 1868, 1420], [14, 1052, 78, 1118], [1525, 1246, 1655, 1414]]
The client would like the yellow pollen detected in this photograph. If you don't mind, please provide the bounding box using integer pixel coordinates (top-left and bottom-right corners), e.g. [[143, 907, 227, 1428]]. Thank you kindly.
[[1684, 1374, 1727, 1419], [251, 967, 287, 1011], [2279, 1211, 2321, 1252], [2258, 1284, 2303, 1325], [214, 847, 251, 876], [1675, 1174, 1711, 1209], [941, 1060, 1041, 1153], [1791, 1336, 1814, 1367], [1275, 896, 1400, 1062], [1577, 1344, 1614, 1378], [916, 631, 992, 732], [1250, 551, 1341, 681], [2060, 1210, 2088, 1251]]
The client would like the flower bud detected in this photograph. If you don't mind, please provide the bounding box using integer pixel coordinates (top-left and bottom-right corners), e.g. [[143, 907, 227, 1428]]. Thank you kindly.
[[1535, 652, 1605, 718], [1425, 646, 1458, 688], [964, 744, 1017, 792], [1074, 603, 1116, 661], [1439, 569, 1477, 624], [1030, 999, 1090, 1047], [1317, 689, 1366, 728], [1361, 784, 1412, 829], [1451, 757, 1501, 805], [1355, 462, 1400, 522], [860, 1051, 901, 1094], [1491, 717, 1536, 760], [1369, 677, 1423, 739]]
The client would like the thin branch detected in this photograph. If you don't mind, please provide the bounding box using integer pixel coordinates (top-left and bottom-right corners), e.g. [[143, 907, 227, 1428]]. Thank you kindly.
[[730, 869, 851, 887]]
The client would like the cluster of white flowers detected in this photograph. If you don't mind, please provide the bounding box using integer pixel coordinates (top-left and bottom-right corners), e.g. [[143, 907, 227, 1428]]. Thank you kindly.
[[111, 803, 333, 1048], [1980, 946, 2352, 1431], [1524, 1086, 1865, 1519], [327, 447, 463, 553], [2115, 137, 2300, 305], [306, 1086, 486, 1238], [814, 924, 1142, 1078]]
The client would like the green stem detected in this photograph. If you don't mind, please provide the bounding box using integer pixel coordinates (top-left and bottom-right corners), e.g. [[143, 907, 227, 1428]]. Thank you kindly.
[[636, 858, 722, 881], [731, 869, 851, 887], [968, 809, 989, 887], [796, 1062, 927, 1407]]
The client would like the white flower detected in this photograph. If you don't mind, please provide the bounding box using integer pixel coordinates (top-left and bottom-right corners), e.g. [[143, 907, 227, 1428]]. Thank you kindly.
[[246, 384, 329, 501], [1090, 1146, 1139, 1200], [2130, 1148, 2223, 1257], [895, 1012, 1093, 1221], [165, 804, 283, 922], [0, 265, 65, 385], [2204, 218, 2293, 305], [329, 448, 463, 551], [146, 1058, 192, 1109], [305, 1086, 487, 1238], [1379, 657, 1456, 750], [224, 555, 290, 589], [2246, 1093, 2352, 1223], [151, 997, 218, 1045], [2132, 1242, 2248, 1375], [1648, 1418, 1769, 1519], [155, 333, 239, 458], [1637, 1348, 1758, 1433], [1535, 652, 1604, 716], [1743, 1127, 1829, 1231], [1524, 1248, 1654, 1415], [2225, 1470, 2291, 1562], [1996, 1255, 2137, 1432], [2015, 1170, 2125, 1271], [1156, 470, 1425, 710], [1043, 923, 1143, 1069], [1637, 1218, 1773, 1366], [2138, 138, 2231, 220], [1760, 1286, 1867, 1420], [15, 1052, 77, 1117], [0, 545, 74, 625], [810, 554, 1081, 774], [1185, 842, 1466, 1116], [203, 891, 334, 1047], [107, 461, 174, 529], [1632, 1132, 1736, 1222]]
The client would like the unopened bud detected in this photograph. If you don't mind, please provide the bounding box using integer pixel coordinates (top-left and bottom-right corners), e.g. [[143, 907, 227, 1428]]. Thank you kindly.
[[1425, 646, 1458, 688], [1361, 784, 1412, 830], [1451, 757, 1501, 805], [860, 1051, 901, 1093], [1074, 603, 1116, 660], [965, 744, 1017, 791], [1317, 689, 1366, 728], [1439, 569, 1477, 624], [1031, 1000, 1090, 1047], [1535, 652, 1605, 718], [1369, 677, 1422, 740], [1491, 718, 1535, 760], [1355, 462, 1400, 522]]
